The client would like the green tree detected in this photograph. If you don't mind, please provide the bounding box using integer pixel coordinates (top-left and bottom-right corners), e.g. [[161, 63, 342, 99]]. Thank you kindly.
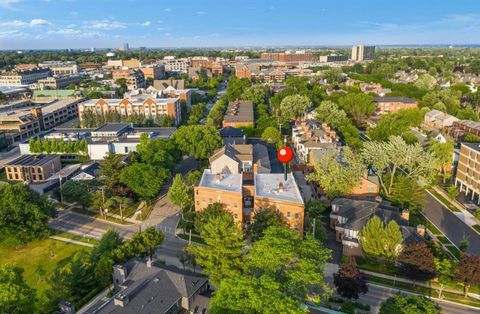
[[249, 207, 285, 241], [0, 264, 36, 314], [414, 73, 436, 91], [173, 125, 222, 160], [360, 216, 403, 260], [338, 93, 375, 124], [307, 147, 365, 199], [389, 174, 425, 210], [279, 94, 312, 121], [168, 174, 193, 209], [194, 203, 231, 233], [367, 108, 424, 142], [314, 100, 348, 129], [187, 103, 206, 125], [61, 180, 92, 208], [99, 153, 124, 191], [90, 229, 123, 263], [379, 294, 440, 314], [428, 139, 454, 183], [454, 254, 480, 297], [136, 134, 179, 170], [119, 163, 169, 200], [130, 226, 165, 259], [333, 257, 368, 299], [188, 214, 245, 286], [261, 126, 282, 148], [0, 184, 54, 245]]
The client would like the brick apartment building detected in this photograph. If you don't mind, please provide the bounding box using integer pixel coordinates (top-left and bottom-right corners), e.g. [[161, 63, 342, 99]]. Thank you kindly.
[[292, 120, 339, 164], [194, 144, 304, 233], [78, 97, 182, 126], [373, 96, 417, 114], [455, 142, 480, 204], [140, 65, 166, 80], [113, 69, 146, 90], [5, 154, 61, 183], [223, 100, 254, 128], [0, 67, 51, 86]]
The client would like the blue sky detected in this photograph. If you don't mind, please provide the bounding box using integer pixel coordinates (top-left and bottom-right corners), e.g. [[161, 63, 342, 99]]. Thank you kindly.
[[0, 0, 479, 49]]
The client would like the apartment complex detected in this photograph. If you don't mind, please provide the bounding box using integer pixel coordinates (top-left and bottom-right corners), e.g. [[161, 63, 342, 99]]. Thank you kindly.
[[351, 45, 376, 61], [78, 97, 182, 126], [38, 61, 79, 75], [260, 51, 313, 63], [194, 144, 304, 233], [319, 55, 349, 63], [163, 56, 190, 72], [0, 98, 81, 142], [455, 143, 480, 204], [112, 69, 146, 90], [223, 100, 254, 128], [424, 109, 459, 129], [292, 120, 339, 164], [0, 68, 51, 87], [374, 96, 418, 114], [140, 64, 165, 79], [5, 154, 61, 183]]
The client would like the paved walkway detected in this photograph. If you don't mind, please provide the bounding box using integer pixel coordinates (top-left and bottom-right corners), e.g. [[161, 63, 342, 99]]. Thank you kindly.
[[50, 235, 95, 247]]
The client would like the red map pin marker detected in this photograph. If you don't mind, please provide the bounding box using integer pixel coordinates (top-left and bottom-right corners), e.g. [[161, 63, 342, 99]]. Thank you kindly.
[[277, 146, 294, 163]]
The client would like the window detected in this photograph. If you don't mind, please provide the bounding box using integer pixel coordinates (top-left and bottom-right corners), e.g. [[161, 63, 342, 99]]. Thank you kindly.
[[209, 198, 213, 204], [234, 201, 238, 208], [287, 211, 291, 218], [234, 214, 238, 219], [226, 200, 230, 208], [294, 213, 299, 220]]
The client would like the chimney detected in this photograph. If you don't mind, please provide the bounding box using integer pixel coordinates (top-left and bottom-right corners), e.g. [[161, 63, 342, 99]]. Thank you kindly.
[[146, 257, 153, 268], [112, 265, 127, 290], [401, 209, 410, 221], [416, 224, 426, 237], [114, 294, 130, 308], [278, 182, 285, 192], [215, 173, 221, 183]]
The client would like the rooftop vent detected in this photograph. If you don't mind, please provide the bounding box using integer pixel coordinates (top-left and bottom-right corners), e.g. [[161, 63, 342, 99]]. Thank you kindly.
[[278, 182, 285, 192]]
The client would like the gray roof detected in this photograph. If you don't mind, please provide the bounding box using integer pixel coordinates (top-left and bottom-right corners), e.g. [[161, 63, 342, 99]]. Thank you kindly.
[[253, 143, 271, 173], [220, 126, 245, 138], [373, 96, 417, 104], [461, 142, 480, 153], [223, 100, 254, 123], [93, 123, 132, 133], [6, 154, 59, 167], [94, 260, 208, 314]]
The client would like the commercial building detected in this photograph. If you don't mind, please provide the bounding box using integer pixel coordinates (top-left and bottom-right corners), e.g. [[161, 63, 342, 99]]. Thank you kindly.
[[194, 143, 303, 233], [5, 154, 61, 183], [78, 96, 182, 126], [0, 68, 51, 87], [19, 123, 176, 160], [351, 45, 376, 61], [260, 51, 313, 63], [330, 198, 424, 256], [234, 64, 286, 83], [88, 259, 210, 314], [38, 61, 79, 75], [37, 75, 82, 89], [373, 96, 417, 114], [113, 69, 146, 90], [223, 100, 254, 128], [455, 143, 480, 204]]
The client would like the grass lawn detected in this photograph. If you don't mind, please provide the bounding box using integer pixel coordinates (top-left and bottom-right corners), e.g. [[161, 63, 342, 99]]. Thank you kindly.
[[0, 238, 90, 294], [437, 235, 450, 244], [52, 230, 99, 245], [71, 207, 133, 225], [428, 188, 460, 212]]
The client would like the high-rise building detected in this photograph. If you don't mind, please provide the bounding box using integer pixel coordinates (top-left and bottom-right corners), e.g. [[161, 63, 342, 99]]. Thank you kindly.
[[122, 43, 129, 51], [351, 45, 375, 61]]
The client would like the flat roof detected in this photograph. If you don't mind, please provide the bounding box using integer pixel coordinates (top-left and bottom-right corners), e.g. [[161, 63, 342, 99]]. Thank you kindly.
[[6, 154, 59, 167], [93, 123, 131, 133], [198, 169, 242, 193], [40, 98, 81, 114], [254, 173, 304, 204], [223, 100, 254, 123], [461, 142, 480, 153]]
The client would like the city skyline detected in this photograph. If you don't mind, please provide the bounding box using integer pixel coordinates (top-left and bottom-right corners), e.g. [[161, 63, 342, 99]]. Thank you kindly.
[[0, 0, 480, 49]]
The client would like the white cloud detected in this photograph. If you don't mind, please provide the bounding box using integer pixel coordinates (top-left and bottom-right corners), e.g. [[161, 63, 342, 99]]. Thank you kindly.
[[141, 21, 151, 26], [30, 19, 51, 26], [196, 11, 205, 15], [0, 29, 22, 38], [193, 35, 201, 40], [164, 32, 171, 37], [164, 7, 171, 12], [0, 0, 21, 7], [47, 28, 101, 38], [87, 20, 126, 30]]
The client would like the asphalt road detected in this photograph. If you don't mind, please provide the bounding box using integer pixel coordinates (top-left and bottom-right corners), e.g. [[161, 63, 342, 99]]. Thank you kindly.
[[423, 191, 480, 255]]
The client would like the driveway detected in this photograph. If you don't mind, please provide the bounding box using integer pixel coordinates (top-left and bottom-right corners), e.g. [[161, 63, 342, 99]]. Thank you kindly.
[[423, 191, 480, 255]]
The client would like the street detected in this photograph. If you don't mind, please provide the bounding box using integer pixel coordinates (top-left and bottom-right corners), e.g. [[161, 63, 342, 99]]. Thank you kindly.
[[423, 191, 480, 255]]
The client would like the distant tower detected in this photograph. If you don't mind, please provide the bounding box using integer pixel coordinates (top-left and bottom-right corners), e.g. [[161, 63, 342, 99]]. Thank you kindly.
[[123, 43, 129, 51], [351, 45, 375, 61]]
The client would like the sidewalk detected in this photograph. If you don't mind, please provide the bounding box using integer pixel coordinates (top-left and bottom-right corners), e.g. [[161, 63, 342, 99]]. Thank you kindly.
[[50, 235, 94, 248], [432, 186, 480, 228]]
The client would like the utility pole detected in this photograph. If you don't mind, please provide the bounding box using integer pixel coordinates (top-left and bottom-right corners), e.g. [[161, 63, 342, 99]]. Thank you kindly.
[[312, 218, 316, 237], [59, 176, 64, 205]]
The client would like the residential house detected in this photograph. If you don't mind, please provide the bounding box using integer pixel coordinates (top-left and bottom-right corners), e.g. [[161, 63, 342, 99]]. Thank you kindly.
[[292, 120, 339, 164], [374, 96, 418, 114], [330, 198, 424, 256], [424, 109, 459, 129], [222, 100, 254, 128]]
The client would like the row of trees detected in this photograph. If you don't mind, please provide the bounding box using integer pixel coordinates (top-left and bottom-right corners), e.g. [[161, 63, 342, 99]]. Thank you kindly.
[[29, 137, 88, 154]]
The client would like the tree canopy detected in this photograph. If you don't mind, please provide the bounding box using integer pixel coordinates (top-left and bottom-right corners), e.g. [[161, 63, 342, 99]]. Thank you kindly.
[[173, 125, 222, 160], [360, 216, 403, 260], [119, 163, 169, 200]]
